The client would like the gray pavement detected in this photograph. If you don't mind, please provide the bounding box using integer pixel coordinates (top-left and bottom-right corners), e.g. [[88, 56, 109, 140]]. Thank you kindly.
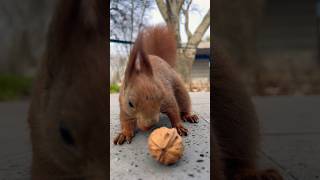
[[0, 102, 31, 179], [0, 95, 320, 180], [254, 96, 320, 180], [110, 92, 210, 180]]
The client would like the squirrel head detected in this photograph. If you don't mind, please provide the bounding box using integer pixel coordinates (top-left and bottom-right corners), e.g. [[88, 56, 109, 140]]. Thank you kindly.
[[121, 73, 164, 131], [121, 37, 164, 131], [41, 77, 106, 177], [29, 0, 107, 178]]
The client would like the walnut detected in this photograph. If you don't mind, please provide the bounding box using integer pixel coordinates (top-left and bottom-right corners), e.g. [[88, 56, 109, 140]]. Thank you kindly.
[[148, 127, 184, 165]]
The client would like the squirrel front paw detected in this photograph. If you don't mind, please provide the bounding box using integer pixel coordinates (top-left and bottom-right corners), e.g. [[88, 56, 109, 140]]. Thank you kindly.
[[234, 169, 283, 180], [181, 112, 199, 123], [174, 124, 188, 136], [113, 132, 134, 145]]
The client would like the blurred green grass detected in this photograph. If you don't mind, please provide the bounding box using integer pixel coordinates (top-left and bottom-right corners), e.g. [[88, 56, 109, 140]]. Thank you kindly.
[[110, 83, 120, 93], [0, 74, 33, 101]]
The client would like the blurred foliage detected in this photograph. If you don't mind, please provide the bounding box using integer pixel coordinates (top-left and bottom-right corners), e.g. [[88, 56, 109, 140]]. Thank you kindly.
[[110, 83, 120, 93], [0, 74, 33, 101]]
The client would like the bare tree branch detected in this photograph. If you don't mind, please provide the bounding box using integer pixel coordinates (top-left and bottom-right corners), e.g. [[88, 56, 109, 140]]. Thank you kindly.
[[186, 9, 210, 48], [190, 5, 202, 16], [164, 0, 182, 44], [182, 0, 192, 40], [153, 0, 210, 84], [177, 0, 184, 12], [138, 0, 147, 31], [165, 0, 174, 22], [155, 0, 169, 23], [111, 0, 153, 50], [130, 0, 134, 42]]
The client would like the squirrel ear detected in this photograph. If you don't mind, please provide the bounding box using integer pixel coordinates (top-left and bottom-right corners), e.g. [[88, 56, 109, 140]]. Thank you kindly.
[[135, 52, 142, 72], [135, 50, 153, 76], [124, 31, 153, 81]]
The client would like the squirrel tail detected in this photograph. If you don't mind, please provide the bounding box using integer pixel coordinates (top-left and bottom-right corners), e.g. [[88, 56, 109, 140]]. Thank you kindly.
[[139, 24, 177, 68]]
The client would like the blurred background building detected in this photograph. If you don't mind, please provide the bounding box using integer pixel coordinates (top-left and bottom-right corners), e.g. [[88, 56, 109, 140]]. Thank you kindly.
[[214, 0, 320, 95], [258, 0, 317, 68]]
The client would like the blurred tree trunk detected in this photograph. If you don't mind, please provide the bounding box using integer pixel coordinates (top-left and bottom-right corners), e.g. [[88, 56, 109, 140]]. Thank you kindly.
[[155, 0, 210, 85]]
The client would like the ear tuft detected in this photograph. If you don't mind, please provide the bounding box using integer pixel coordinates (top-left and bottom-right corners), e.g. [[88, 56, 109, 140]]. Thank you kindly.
[[135, 52, 142, 72]]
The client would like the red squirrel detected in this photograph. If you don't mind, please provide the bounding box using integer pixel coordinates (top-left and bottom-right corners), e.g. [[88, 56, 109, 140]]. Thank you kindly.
[[114, 25, 199, 145], [213, 49, 283, 180], [27, 0, 107, 179]]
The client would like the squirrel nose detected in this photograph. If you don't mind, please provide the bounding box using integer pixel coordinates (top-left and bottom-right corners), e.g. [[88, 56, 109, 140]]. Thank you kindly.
[[136, 113, 158, 131]]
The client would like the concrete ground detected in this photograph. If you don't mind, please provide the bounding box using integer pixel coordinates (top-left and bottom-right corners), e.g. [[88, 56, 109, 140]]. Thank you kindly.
[[0, 94, 320, 179], [0, 102, 31, 179], [255, 96, 320, 180], [110, 93, 210, 180]]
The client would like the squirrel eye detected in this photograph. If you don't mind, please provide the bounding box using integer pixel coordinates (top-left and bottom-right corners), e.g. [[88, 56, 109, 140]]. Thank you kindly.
[[128, 101, 134, 108], [59, 123, 75, 146]]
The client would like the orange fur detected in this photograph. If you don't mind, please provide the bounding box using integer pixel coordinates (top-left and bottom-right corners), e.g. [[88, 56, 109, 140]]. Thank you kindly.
[[114, 25, 198, 145], [142, 25, 177, 68], [27, 0, 107, 179]]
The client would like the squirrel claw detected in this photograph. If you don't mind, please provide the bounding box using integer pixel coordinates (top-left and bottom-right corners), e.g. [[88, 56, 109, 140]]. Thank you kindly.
[[175, 124, 188, 136], [182, 113, 199, 123], [114, 133, 134, 145], [126, 136, 132, 144]]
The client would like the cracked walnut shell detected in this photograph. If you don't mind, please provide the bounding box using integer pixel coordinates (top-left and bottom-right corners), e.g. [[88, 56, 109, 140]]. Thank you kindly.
[[148, 127, 184, 165]]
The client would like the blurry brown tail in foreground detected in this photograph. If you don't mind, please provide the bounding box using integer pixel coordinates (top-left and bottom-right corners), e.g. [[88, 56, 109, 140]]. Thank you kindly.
[[140, 25, 177, 68], [213, 48, 283, 180]]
